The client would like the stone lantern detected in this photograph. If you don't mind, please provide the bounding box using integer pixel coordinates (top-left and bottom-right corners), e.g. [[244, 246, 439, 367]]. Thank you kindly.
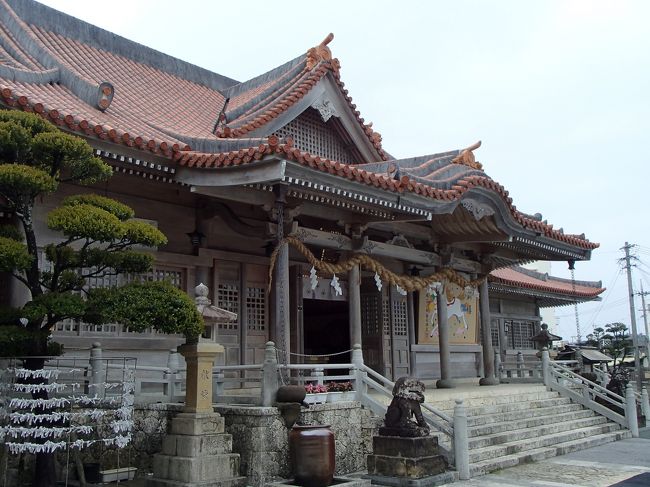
[[178, 283, 237, 413], [149, 284, 244, 487], [531, 323, 562, 359]]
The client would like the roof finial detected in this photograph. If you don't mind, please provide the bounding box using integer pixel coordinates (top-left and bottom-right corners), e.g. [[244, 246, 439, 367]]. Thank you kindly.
[[321, 33, 334, 47], [451, 140, 483, 170], [306, 33, 336, 71]]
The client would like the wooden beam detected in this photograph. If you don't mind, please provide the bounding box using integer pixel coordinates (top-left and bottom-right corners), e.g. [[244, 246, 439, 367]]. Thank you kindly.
[[189, 185, 276, 207], [176, 159, 285, 187], [281, 226, 441, 266]]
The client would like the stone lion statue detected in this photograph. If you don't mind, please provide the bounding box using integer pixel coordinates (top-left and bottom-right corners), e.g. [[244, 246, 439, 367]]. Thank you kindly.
[[379, 377, 430, 437]]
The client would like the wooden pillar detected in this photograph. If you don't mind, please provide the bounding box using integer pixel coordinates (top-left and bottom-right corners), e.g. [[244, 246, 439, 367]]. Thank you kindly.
[[479, 278, 498, 385], [271, 186, 291, 366], [498, 316, 508, 360], [348, 263, 362, 350], [406, 290, 417, 377], [436, 285, 455, 388]]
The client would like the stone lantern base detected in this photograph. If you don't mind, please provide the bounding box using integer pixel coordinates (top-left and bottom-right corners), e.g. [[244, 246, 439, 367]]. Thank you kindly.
[[147, 412, 245, 487], [147, 342, 245, 487]]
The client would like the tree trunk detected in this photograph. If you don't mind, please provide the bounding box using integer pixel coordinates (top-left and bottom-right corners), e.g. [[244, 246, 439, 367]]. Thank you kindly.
[[24, 355, 58, 487]]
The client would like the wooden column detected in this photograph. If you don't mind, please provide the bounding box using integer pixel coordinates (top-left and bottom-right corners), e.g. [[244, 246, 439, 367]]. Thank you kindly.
[[406, 290, 417, 377], [348, 263, 362, 349], [498, 316, 508, 360], [436, 286, 455, 388], [479, 278, 498, 385], [271, 186, 291, 366]]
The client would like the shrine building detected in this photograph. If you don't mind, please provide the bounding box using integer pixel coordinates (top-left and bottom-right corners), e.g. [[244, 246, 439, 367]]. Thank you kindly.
[[0, 0, 604, 384]]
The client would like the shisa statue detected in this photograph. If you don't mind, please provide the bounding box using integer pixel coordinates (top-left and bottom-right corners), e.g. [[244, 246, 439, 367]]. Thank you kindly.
[[380, 377, 430, 437]]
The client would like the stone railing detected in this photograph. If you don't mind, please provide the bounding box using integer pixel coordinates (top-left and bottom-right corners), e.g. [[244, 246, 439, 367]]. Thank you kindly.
[[541, 349, 646, 437]]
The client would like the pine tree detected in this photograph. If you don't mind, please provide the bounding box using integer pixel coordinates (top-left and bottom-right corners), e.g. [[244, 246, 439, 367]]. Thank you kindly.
[[0, 110, 203, 486]]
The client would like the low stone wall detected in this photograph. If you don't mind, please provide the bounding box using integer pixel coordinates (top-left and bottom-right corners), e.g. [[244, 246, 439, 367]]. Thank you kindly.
[[1, 401, 381, 486], [215, 401, 382, 487]]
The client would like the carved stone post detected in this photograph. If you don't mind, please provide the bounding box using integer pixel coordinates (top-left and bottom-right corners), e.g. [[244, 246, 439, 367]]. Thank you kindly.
[[642, 387, 650, 422], [453, 399, 470, 480], [542, 347, 550, 391], [479, 279, 498, 386], [351, 344, 366, 401], [262, 341, 279, 406], [625, 384, 640, 438], [348, 263, 362, 350], [89, 342, 105, 398], [436, 285, 454, 389]]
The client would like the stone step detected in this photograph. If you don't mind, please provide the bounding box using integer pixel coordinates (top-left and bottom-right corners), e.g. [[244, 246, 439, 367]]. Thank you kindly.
[[469, 408, 596, 437], [468, 415, 608, 449], [469, 429, 632, 477], [468, 422, 622, 463], [431, 394, 569, 417], [153, 453, 240, 484], [146, 475, 247, 487], [466, 400, 582, 427], [428, 389, 560, 411]]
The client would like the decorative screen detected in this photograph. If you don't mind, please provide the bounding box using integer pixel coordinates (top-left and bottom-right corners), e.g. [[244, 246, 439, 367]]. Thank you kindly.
[[217, 283, 239, 331], [392, 300, 408, 336], [246, 286, 266, 332], [361, 294, 381, 335], [490, 318, 500, 348], [273, 108, 356, 164]]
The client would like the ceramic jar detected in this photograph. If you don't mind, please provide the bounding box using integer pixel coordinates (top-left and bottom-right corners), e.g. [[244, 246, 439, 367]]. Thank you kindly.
[[289, 424, 335, 487]]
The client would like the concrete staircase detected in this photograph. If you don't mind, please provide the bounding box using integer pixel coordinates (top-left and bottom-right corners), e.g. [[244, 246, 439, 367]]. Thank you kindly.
[[427, 385, 631, 477]]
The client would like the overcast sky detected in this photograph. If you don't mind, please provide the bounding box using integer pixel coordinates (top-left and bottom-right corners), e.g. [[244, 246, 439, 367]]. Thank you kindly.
[[39, 0, 650, 341]]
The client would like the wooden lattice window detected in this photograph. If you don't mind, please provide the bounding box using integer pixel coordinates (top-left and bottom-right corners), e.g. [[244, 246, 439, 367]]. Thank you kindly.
[[392, 300, 408, 336], [382, 299, 391, 336], [246, 286, 266, 332], [361, 294, 381, 335], [217, 283, 239, 331], [507, 320, 536, 350], [273, 108, 356, 163], [490, 318, 500, 348]]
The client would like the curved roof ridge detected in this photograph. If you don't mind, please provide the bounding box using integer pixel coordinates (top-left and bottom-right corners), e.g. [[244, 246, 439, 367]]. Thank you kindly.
[[0, 22, 43, 70], [0, 0, 115, 110], [0, 81, 189, 156], [215, 34, 389, 162], [490, 266, 605, 297], [223, 54, 306, 114], [224, 63, 313, 128], [173, 140, 597, 250]]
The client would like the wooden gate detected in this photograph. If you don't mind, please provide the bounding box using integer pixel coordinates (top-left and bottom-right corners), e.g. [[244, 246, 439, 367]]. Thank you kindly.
[[360, 278, 410, 379]]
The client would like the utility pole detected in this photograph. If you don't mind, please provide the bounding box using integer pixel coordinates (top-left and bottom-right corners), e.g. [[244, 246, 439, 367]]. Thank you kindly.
[[621, 242, 642, 391], [638, 282, 649, 371]]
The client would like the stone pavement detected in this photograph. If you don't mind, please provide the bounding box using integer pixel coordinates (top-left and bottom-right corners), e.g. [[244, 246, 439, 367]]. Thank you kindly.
[[439, 431, 650, 487]]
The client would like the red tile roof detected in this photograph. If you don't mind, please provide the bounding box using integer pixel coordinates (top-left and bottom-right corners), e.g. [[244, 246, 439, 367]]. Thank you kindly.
[[174, 138, 598, 250], [0, 1, 598, 253], [216, 34, 389, 161], [490, 267, 605, 298]]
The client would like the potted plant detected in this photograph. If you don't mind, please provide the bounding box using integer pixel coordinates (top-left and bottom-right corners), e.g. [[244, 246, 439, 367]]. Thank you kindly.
[[304, 383, 328, 404], [326, 381, 355, 402]]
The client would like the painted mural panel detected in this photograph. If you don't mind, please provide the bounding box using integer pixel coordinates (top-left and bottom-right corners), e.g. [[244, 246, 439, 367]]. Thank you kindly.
[[417, 283, 479, 345]]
